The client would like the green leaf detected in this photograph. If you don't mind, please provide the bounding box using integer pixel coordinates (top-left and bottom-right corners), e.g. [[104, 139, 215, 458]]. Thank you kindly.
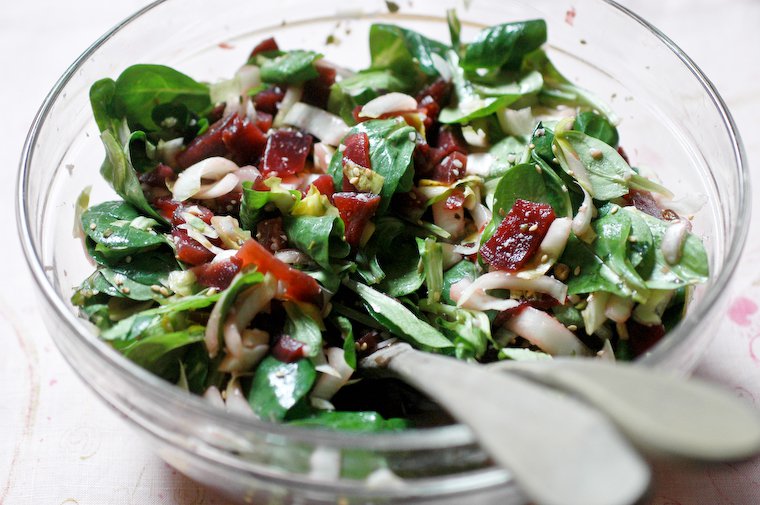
[[369, 23, 449, 88], [282, 215, 350, 270], [248, 356, 317, 422], [82, 201, 167, 260], [121, 325, 206, 379], [419, 300, 490, 360], [328, 119, 416, 213], [554, 128, 632, 200], [239, 180, 301, 231], [561, 234, 632, 299], [327, 70, 407, 124], [113, 64, 211, 132], [336, 316, 357, 370], [89, 78, 121, 135], [260, 50, 322, 84], [284, 302, 323, 357], [420, 237, 444, 303], [99, 130, 167, 223], [344, 279, 453, 351], [491, 162, 572, 222], [461, 20, 547, 71], [574, 111, 619, 148], [207, 270, 267, 344], [288, 411, 408, 431]]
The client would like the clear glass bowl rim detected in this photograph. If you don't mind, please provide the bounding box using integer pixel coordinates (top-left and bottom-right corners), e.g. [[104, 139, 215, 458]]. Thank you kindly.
[[16, 0, 751, 454]]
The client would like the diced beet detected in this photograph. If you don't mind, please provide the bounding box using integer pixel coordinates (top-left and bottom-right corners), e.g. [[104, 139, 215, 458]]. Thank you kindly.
[[355, 329, 381, 358], [191, 256, 242, 290], [253, 85, 285, 116], [480, 199, 555, 271], [434, 127, 466, 161], [351, 105, 367, 124], [416, 78, 451, 127], [153, 198, 214, 226], [255, 111, 273, 133], [617, 146, 630, 164], [343, 132, 371, 168], [206, 103, 226, 125], [262, 130, 313, 176], [139, 163, 174, 187], [444, 189, 466, 210], [176, 114, 236, 169], [433, 151, 467, 184], [249, 37, 279, 59], [311, 174, 335, 199], [256, 217, 288, 253], [210, 190, 243, 215], [626, 189, 663, 219], [271, 335, 307, 363], [332, 192, 381, 247], [302, 62, 337, 110], [627, 321, 665, 357], [172, 228, 215, 265], [221, 115, 268, 166], [492, 302, 531, 327]]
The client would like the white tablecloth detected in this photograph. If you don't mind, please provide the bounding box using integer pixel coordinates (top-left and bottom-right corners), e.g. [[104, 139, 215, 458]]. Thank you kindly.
[[2, 1, 759, 503]]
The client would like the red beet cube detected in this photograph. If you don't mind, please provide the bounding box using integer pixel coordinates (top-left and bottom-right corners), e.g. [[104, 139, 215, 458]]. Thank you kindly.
[[191, 256, 242, 290], [172, 228, 215, 265], [153, 198, 214, 226], [256, 217, 288, 253], [262, 129, 312, 176], [271, 334, 307, 363], [311, 174, 335, 199], [302, 62, 337, 110], [249, 37, 279, 59], [221, 115, 268, 166], [480, 199, 555, 271], [432, 151, 467, 184], [176, 114, 236, 169], [252, 85, 285, 116], [332, 192, 381, 247], [343, 132, 371, 169], [628, 321, 665, 358], [444, 189, 466, 210]]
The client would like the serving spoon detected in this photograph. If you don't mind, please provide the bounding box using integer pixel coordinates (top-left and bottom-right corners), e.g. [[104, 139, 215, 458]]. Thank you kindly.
[[362, 343, 651, 505]]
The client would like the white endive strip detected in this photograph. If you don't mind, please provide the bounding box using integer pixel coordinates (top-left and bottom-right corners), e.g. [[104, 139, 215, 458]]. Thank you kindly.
[[653, 193, 707, 216], [359, 92, 417, 119], [432, 200, 465, 240], [465, 153, 494, 177], [313, 142, 336, 172], [156, 137, 184, 166], [178, 225, 226, 256], [456, 271, 568, 308], [273, 86, 304, 128], [211, 215, 250, 250], [311, 347, 354, 401], [661, 219, 689, 265], [224, 378, 256, 417], [517, 217, 572, 279], [604, 294, 634, 324], [572, 187, 596, 242], [504, 307, 591, 356], [582, 291, 610, 335], [496, 107, 534, 136], [441, 243, 463, 270], [430, 52, 452, 81], [172, 157, 239, 201], [219, 329, 270, 373], [597, 338, 616, 362], [203, 386, 225, 409], [282, 102, 349, 146], [449, 278, 520, 312], [194, 173, 239, 199]]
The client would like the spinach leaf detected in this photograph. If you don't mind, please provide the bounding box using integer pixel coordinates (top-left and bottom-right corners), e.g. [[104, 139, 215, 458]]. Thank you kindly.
[[561, 234, 632, 299], [461, 20, 547, 71], [99, 130, 167, 223], [327, 70, 406, 124], [260, 50, 322, 84], [121, 325, 206, 379], [623, 208, 709, 289], [593, 211, 650, 303], [284, 302, 323, 357], [82, 201, 166, 260], [531, 122, 555, 164], [622, 206, 655, 276], [113, 64, 211, 132], [574, 111, 619, 148], [419, 300, 490, 360], [522, 49, 618, 123], [90, 78, 121, 135], [178, 344, 212, 394], [282, 214, 350, 270], [335, 316, 357, 370], [328, 119, 416, 213], [344, 279, 453, 351], [207, 270, 267, 344], [470, 70, 543, 98], [288, 411, 408, 431], [248, 356, 317, 422], [239, 180, 301, 231], [491, 162, 572, 220], [369, 23, 449, 88], [554, 128, 632, 200]]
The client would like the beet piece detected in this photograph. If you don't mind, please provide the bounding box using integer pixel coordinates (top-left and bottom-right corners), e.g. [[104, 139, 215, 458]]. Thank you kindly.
[[249, 37, 279, 59], [311, 174, 335, 199], [416, 78, 451, 127], [480, 199, 555, 271], [261, 130, 313, 176], [343, 132, 371, 169], [221, 115, 268, 166], [172, 228, 215, 265], [256, 217, 288, 253], [444, 189, 466, 210], [176, 114, 236, 169], [432, 151, 467, 184], [139, 163, 175, 188], [628, 321, 665, 357], [302, 62, 337, 110], [332, 192, 381, 247], [191, 256, 242, 290], [153, 198, 214, 226], [625, 189, 664, 219], [253, 85, 286, 116], [254, 111, 273, 133], [272, 334, 307, 363], [617, 146, 630, 164]]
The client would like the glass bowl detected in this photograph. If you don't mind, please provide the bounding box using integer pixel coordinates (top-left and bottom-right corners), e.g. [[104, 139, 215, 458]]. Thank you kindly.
[[17, 0, 749, 503]]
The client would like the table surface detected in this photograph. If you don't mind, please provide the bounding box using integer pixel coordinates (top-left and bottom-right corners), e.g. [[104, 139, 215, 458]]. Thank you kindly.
[[2, 1, 760, 504]]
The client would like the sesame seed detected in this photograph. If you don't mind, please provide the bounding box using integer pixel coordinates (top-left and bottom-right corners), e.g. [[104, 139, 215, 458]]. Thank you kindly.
[[349, 177, 359, 185], [554, 263, 570, 281], [520, 223, 529, 231], [610, 205, 619, 215], [540, 254, 549, 263], [535, 164, 542, 174], [528, 143, 536, 149], [506, 154, 516, 163], [535, 128, 545, 137], [499, 208, 506, 217], [275, 370, 286, 378], [408, 131, 417, 142], [552, 145, 558, 153], [528, 224, 538, 232], [552, 158, 558, 164], [562, 185, 569, 193], [159, 287, 170, 296], [574, 266, 581, 276], [121, 287, 130, 294], [103, 229, 113, 237], [628, 235, 637, 243], [568, 170, 575, 176], [150, 285, 161, 293], [125, 256, 132, 263], [360, 342, 368, 351], [567, 325, 578, 332], [89, 222, 97, 230], [589, 148, 603, 160], [452, 159, 464, 169]]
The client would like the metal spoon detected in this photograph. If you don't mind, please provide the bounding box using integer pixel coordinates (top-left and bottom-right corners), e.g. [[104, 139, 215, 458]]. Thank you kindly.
[[487, 358, 760, 461], [362, 343, 651, 505]]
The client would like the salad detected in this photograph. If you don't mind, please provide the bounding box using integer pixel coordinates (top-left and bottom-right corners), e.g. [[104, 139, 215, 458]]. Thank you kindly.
[[73, 12, 708, 431]]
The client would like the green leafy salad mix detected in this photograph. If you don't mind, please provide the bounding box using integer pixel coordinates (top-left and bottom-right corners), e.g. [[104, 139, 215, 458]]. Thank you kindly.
[[73, 12, 708, 431]]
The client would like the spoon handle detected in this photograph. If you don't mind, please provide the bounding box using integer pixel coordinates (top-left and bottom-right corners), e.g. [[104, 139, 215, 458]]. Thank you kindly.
[[366, 344, 650, 505], [489, 359, 760, 461]]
